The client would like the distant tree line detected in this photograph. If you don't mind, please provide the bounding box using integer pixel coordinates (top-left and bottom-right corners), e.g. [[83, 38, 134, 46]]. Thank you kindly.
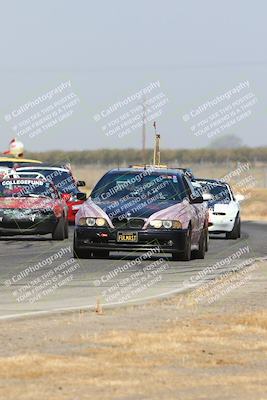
[[25, 147, 267, 166]]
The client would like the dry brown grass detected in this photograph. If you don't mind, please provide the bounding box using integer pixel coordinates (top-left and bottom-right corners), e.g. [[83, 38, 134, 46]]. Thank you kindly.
[[1, 309, 267, 400], [240, 188, 267, 220]]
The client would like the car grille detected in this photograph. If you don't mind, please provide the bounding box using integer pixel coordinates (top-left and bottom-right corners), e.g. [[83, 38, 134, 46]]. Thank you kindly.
[[112, 218, 145, 229]]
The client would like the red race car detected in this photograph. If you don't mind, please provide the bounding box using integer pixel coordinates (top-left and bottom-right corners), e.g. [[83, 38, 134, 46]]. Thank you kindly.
[[0, 178, 69, 240], [16, 165, 87, 223]]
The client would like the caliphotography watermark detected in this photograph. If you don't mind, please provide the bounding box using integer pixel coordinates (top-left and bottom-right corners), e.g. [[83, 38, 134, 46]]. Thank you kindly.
[[3, 246, 80, 304], [93, 81, 169, 139], [181, 245, 263, 306], [3, 80, 80, 139], [181, 80, 258, 139], [93, 248, 170, 304]]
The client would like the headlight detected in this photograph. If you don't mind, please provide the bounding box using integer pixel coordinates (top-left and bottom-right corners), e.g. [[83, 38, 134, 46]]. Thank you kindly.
[[79, 217, 95, 226], [172, 220, 182, 229], [163, 220, 172, 229], [149, 220, 182, 229], [150, 220, 163, 229], [86, 218, 96, 226], [79, 217, 107, 227], [96, 217, 106, 227]]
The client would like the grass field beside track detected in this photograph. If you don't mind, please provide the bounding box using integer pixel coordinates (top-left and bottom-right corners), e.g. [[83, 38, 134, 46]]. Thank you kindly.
[[1, 261, 267, 400]]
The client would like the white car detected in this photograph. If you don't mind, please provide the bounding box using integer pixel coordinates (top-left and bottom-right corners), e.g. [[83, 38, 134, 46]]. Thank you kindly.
[[196, 179, 244, 239]]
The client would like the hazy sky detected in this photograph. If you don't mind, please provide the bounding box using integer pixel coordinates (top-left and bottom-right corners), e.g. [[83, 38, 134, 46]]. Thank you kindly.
[[0, 0, 266, 151]]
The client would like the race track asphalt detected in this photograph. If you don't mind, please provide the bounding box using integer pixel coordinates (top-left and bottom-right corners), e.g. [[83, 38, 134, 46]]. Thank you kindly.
[[0, 221, 266, 319]]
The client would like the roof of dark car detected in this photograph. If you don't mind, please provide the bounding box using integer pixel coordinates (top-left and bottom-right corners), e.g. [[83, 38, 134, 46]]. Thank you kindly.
[[108, 167, 185, 175]]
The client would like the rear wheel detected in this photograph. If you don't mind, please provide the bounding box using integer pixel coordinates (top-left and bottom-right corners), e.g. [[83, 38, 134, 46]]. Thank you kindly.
[[52, 217, 65, 241]]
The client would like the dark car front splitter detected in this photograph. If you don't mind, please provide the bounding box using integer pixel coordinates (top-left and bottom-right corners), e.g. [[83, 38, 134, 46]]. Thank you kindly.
[[74, 226, 188, 254]]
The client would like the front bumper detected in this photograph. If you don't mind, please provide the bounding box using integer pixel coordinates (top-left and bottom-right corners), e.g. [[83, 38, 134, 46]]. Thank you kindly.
[[208, 215, 235, 233], [74, 226, 188, 253], [0, 214, 57, 236]]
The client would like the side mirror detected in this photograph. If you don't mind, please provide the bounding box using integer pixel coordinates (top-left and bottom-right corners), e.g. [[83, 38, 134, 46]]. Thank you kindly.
[[203, 193, 212, 201], [77, 192, 87, 201], [77, 180, 86, 187], [235, 193, 245, 202], [190, 194, 204, 204]]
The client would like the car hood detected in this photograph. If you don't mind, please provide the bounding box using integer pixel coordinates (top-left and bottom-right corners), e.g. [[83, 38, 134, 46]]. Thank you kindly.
[[76, 198, 191, 229], [0, 197, 55, 210], [94, 198, 181, 219]]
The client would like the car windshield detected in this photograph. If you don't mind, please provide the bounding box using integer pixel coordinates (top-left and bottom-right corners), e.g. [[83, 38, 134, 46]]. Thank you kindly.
[[18, 169, 78, 194], [0, 180, 58, 199], [199, 182, 231, 203], [91, 171, 186, 202]]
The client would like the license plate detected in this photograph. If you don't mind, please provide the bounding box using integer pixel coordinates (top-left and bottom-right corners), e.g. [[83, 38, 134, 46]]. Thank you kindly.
[[117, 231, 138, 243]]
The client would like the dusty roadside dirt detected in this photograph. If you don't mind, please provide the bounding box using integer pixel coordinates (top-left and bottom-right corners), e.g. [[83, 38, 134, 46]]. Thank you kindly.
[[0, 261, 267, 400]]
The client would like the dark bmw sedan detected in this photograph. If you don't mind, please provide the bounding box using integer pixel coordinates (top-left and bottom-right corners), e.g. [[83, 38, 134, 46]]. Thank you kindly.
[[73, 166, 209, 261]]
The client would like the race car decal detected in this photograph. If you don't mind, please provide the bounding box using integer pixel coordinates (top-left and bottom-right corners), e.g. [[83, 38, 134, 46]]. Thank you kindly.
[[76, 198, 114, 228], [143, 200, 191, 229]]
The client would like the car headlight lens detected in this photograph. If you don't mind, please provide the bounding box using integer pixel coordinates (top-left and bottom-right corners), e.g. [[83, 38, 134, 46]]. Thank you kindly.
[[79, 217, 88, 226], [79, 217, 107, 227], [150, 220, 163, 229], [96, 217, 106, 227], [79, 217, 95, 226], [149, 220, 182, 229], [86, 217, 96, 226], [163, 220, 172, 229]]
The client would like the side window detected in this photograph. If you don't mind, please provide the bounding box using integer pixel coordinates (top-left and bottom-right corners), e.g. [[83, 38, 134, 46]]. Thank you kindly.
[[227, 185, 235, 201]]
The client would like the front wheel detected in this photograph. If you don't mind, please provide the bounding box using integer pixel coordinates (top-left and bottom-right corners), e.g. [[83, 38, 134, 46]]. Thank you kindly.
[[193, 230, 205, 259], [205, 226, 209, 252], [226, 215, 241, 240], [172, 229, 191, 261], [64, 219, 69, 239], [52, 217, 65, 241]]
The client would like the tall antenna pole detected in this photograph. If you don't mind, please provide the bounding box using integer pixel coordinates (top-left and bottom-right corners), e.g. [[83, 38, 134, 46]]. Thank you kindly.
[[142, 96, 146, 165], [153, 121, 161, 166]]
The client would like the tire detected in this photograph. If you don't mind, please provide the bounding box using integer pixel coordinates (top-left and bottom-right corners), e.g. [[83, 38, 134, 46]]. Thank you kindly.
[[92, 250, 110, 259], [52, 217, 65, 241], [193, 230, 205, 259], [73, 237, 91, 259], [226, 215, 240, 240], [172, 228, 191, 261], [64, 219, 69, 239], [237, 218, 241, 238], [204, 226, 209, 252]]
